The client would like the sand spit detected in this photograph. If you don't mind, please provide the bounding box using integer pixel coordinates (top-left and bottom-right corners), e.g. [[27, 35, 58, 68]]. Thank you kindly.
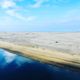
[[0, 41, 80, 69]]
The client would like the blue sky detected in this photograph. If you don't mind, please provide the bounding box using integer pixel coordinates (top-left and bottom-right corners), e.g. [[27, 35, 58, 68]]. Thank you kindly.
[[0, 0, 80, 31]]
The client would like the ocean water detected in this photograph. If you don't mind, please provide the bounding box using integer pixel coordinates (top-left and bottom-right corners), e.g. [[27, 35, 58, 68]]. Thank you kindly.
[[0, 49, 80, 80]]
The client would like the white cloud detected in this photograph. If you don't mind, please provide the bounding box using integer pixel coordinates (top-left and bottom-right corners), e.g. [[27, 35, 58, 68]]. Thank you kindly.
[[27, 16, 36, 21], [6, 9, 36, 21], [1, 0, 16, 9], [31, 0, 49, 8], [49, 9, 80, 27], [31, 0, 69, 8], [32, 0, 43, 8], [0, 0, 36, 22], [0, 0, 17, 9]]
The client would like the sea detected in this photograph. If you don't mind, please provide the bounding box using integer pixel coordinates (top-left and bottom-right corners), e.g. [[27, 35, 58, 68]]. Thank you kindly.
[[0, 49, 80, 80]]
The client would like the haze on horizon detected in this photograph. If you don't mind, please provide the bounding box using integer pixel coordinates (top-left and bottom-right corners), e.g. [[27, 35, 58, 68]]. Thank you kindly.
[[0, 0, 80, 31]]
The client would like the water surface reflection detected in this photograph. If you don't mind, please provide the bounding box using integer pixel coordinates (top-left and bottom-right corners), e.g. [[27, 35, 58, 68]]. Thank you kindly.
[[0, 49, 80, 80]]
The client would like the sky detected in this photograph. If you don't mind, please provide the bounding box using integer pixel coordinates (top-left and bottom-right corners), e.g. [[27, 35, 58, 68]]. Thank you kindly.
[[0, 0, 80, 31]]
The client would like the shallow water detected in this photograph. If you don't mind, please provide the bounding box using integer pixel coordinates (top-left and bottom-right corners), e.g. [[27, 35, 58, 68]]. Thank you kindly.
[[0, 49, 80, 80]]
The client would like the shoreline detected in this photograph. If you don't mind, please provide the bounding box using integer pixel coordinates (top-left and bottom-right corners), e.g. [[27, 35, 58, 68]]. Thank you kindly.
[[0, 41, 80, 69]]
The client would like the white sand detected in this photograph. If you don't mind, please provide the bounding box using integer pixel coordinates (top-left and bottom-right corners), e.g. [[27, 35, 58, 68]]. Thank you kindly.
[[0, 32, 80, 55]]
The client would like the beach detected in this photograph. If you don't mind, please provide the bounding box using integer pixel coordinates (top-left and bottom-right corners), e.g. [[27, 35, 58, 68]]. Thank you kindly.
[[0, 32, 80, 54], [0, 32, 80, 69]]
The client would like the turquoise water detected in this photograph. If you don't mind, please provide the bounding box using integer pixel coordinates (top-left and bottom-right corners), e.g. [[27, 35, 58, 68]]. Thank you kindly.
[[0, 49, 80, 80]]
